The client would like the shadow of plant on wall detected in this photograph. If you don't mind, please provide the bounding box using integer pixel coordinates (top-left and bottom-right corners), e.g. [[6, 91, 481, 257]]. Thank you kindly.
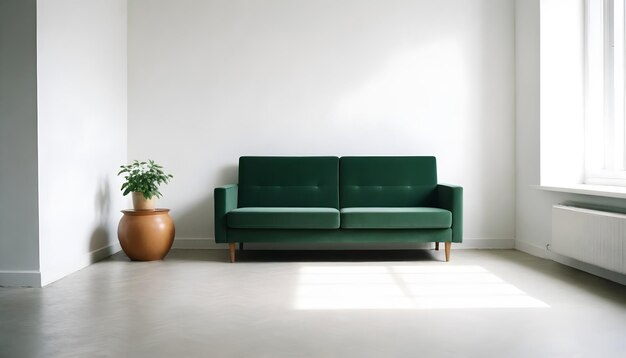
[[89, 176, 112, 259]]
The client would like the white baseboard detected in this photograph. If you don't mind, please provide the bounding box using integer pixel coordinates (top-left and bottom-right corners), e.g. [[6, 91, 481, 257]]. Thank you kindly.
[[515, 239, 550, 259], [1, 242, 122, 288], [0, 270, 41, 288], [549, 252, 626, 285], [40, 242, 122, 287], [92, 241, 122, 261], [457, 237, 515, 249], [515, 239, 626, 285], [172, 237, 514, 250]]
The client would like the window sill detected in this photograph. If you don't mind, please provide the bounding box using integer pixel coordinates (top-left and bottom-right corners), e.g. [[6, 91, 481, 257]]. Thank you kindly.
[[535, 184, 626, 199]]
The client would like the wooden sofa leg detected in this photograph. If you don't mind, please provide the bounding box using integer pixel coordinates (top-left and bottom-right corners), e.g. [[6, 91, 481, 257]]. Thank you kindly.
[[229, 243, 236, 263], [444, 242, 451, 262], [435, 242, 439, 251]]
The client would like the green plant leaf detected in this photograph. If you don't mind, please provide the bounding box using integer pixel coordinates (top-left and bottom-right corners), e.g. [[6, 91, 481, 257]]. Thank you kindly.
[[117, 159, 173, 199]]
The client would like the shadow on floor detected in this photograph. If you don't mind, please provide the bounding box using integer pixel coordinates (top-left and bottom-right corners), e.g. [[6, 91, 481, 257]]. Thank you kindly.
[[110, 248, 443, 263], [230, 249, 440, 263]]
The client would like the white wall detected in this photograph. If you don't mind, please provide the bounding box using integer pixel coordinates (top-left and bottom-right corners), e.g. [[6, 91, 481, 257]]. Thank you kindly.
[[0, 0, 41, 287], [36, 0, 127, 286], [515, 0, 626, 283], [128, 0, 516, 248]]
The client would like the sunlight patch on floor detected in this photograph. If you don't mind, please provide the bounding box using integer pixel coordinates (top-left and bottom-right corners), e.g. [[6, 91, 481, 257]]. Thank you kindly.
[[294, 265, 550, 310]]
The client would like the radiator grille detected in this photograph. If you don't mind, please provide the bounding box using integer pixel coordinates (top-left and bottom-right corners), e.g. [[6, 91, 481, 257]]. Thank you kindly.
[[552, 205, 626, 274]]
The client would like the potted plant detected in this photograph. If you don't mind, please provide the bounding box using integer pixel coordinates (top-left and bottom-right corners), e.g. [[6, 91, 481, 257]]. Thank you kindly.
[[118, 159, 173, 210]]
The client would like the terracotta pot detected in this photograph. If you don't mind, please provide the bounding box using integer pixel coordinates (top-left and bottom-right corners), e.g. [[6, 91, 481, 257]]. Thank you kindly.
[[132, 192, 156, 210], [118, 209, 175, 261]]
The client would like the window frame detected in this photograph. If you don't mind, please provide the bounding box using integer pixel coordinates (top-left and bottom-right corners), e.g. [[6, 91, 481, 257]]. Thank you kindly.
[[584, 0, 626, 186]]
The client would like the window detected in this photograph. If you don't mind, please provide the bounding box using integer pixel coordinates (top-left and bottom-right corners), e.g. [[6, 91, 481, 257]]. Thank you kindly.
[[539, 0, 626, 197], [585, 0, 626, 186]]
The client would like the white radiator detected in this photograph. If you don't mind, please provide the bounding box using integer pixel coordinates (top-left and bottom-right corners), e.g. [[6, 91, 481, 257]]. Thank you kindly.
[[552, 205, 626, 274]]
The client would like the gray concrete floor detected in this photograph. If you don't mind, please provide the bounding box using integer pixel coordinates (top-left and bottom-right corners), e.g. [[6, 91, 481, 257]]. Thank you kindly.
[[1, 249, 626, 358]]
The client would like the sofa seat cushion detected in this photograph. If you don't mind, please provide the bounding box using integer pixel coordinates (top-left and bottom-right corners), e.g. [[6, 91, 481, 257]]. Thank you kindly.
[[340, 207, 451, 229], [228, 207, 340, 229]]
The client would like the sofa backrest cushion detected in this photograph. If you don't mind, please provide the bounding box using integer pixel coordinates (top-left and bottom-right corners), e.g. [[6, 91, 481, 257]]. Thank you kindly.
[[238, 156, 339, 208], [340, 156, 437, 208]]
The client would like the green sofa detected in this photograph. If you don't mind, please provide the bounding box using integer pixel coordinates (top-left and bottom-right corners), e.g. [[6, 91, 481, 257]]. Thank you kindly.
[[214, 156, 462, 262]]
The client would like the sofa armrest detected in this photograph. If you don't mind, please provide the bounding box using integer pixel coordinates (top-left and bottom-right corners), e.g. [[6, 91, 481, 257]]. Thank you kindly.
[[214, 184, 238, 243], [436, 184, 463, 243]]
